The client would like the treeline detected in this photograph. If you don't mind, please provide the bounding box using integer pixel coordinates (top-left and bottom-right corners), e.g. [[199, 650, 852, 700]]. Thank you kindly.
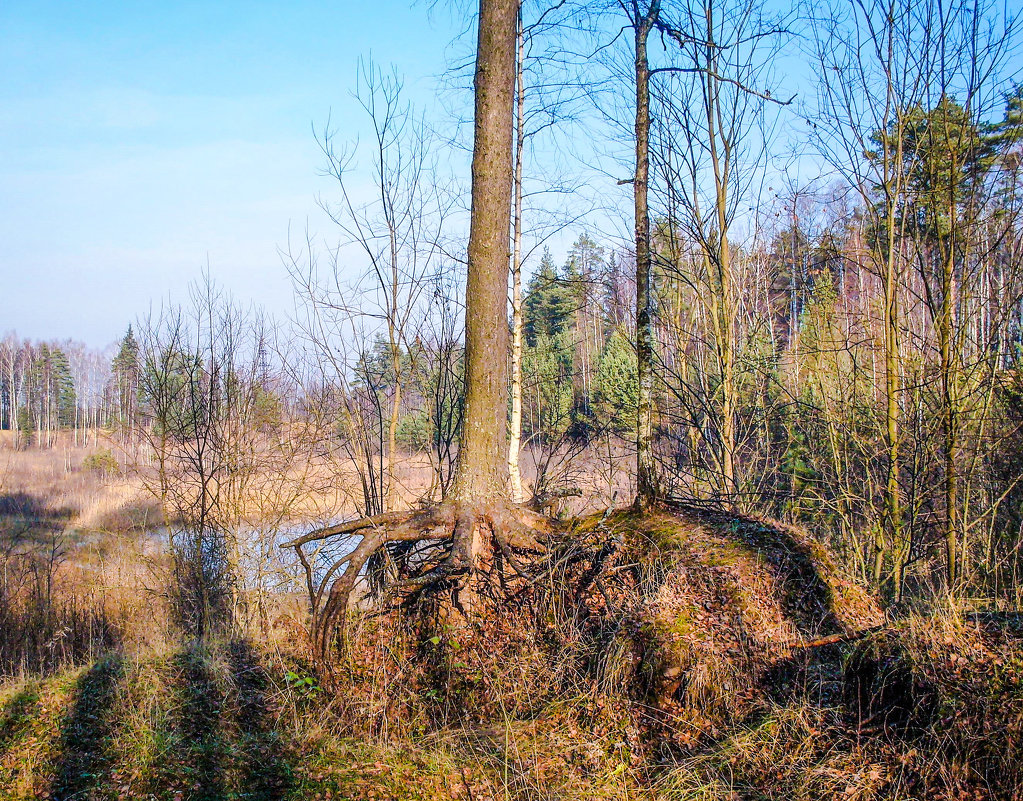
[[0, 329, 139, 448], [9, 0, 1023, 616], [292, 77, 1023, 605]]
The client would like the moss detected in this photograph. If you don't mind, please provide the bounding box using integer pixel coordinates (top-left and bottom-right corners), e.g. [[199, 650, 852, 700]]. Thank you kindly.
[[643, 522, 687, 551], [648, 604, 700, 642], [700, 540, 749, 569]]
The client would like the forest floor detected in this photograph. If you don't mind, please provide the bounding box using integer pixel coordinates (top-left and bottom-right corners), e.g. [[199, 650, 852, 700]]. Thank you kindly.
[[2, 613, 1022, 801], [3, 445, 1023, 799]]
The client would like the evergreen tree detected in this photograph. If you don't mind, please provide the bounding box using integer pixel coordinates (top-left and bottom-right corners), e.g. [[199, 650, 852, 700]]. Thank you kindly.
[[987, 84, 1023, 152], [140, 346, 203, 442], [523, 248, 574, 346], [593, 327, 639, 435], [522, 333, 574, 443], [869, 96, 992, 242], [50, 347, 76, 428], [112, 325, 140, 430]]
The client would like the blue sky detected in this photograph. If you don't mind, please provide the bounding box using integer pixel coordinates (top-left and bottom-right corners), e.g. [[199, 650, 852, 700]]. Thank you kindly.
[[5, 1, 1018, 349], [1, 1, 466, 346]]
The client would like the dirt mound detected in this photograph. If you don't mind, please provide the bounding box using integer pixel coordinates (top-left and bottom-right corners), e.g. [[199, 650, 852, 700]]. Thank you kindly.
[[324, 504, 883, 746], [565, 506, 883, 731]]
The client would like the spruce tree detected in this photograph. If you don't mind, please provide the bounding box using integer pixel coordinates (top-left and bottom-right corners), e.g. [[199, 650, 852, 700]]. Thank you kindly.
[[112, 325, 140, 430], [593, 328, 639, 435], [523, 248, 574, 346]]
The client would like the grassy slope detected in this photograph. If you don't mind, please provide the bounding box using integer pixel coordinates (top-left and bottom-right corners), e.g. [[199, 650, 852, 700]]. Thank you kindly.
[[2, 510, 1023, 800], [1, 640, 644, 801], [0, 642, 474, 801], [2, 619, 1021, 801]]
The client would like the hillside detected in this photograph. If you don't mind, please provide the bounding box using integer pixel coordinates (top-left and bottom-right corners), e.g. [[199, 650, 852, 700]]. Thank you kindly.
[[3, 509, 1022, 800]]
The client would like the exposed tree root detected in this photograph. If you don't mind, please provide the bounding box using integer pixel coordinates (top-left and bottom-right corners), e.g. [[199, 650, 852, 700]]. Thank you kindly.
[[281, 500, 558, 663]]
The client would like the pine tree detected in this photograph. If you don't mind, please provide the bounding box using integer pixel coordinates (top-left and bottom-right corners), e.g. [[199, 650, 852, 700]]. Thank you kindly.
[[523, 249, 574, 346], [593, 328, 639, 435], [50, 347, 76, 428], [112, 325, 140, 432]]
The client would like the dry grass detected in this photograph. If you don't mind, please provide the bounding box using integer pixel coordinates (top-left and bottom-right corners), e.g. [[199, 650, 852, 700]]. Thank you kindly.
[[0, 433, 179, 680], [2, 449, 1022, 799], [2, 608, 1020, 800], [0, 432, 159, 536], [0, 430, 625, 544]]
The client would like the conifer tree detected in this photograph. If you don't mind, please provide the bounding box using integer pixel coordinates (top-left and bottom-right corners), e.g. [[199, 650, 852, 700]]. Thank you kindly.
[[593, 328, 639, 435], [523, 248, 574, 346], [112, 325, 140, 433]]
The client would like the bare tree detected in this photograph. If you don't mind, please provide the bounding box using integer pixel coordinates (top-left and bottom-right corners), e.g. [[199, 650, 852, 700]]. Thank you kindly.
[[136, 279, 308, 636], [809, 0, 933, 594], [899, 0, 1017, 590], [507, 0, 589, 504], [290, 60, 451, 516], [284, 0, 561, 663]]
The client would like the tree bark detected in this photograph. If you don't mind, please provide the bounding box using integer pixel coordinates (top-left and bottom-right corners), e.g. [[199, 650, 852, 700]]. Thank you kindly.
[[451, 0, 518, 504], [634, 1, 659, 506], [508, 8, 526, 504]]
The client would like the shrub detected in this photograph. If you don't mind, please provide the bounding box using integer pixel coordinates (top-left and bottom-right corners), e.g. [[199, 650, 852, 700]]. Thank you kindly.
[[82, 449, 119, 476]]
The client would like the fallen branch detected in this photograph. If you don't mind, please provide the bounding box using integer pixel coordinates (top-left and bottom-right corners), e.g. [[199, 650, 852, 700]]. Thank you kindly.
[[787, 624, 887, 650]]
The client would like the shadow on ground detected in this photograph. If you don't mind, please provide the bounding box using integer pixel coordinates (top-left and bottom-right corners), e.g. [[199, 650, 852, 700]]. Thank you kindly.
[[170, 646, 228, 801], [50, 654, 124, 801], [157, 640, 293, 801], [0, 684, 39, 760], [227, 639, 293, 800]]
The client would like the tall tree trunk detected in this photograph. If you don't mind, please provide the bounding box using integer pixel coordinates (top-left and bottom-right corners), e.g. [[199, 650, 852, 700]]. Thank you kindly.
[[941, 246, 959, 591], [634, 1, 659, 506], [508, 8, 526, 504], [386, 253, 402, 512], [704, 13, 736, 507], [451, 0, 518, 506], [939, 179, 961, 593], [879, 207, 903, 595]]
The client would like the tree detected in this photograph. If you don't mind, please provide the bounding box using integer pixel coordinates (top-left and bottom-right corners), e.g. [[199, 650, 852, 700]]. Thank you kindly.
[[50, 348, 75, 429], [650, 0, 788, 509], [593, 327, 639, 435], [111, 325, 140, 439], [564, 233, 607, 420], [522, 332, 574, 442], [0, 335, 23, 439], [623, 0, 661, 507], [523, 249, 574, 344], [136, 280, 310, 636], [509, 6, 528, 503], [449, 0, 517, 504], [900, 97, 985, 590], [284, 0, 553, 662], [810, 0, 1017, 596], [289, 59, 451, 516], [507, 0, 588, 504], [810, 0, 929, 595]]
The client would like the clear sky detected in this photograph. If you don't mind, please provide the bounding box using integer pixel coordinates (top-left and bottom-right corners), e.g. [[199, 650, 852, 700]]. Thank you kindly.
[[1, 0, 466, 347]]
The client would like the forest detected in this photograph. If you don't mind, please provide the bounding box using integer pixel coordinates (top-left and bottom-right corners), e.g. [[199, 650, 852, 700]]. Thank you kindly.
[[3, 0, 1023, 798]]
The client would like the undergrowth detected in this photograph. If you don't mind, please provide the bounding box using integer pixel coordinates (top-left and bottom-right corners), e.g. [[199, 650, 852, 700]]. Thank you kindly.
[[1, 508, 1021, 800]]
